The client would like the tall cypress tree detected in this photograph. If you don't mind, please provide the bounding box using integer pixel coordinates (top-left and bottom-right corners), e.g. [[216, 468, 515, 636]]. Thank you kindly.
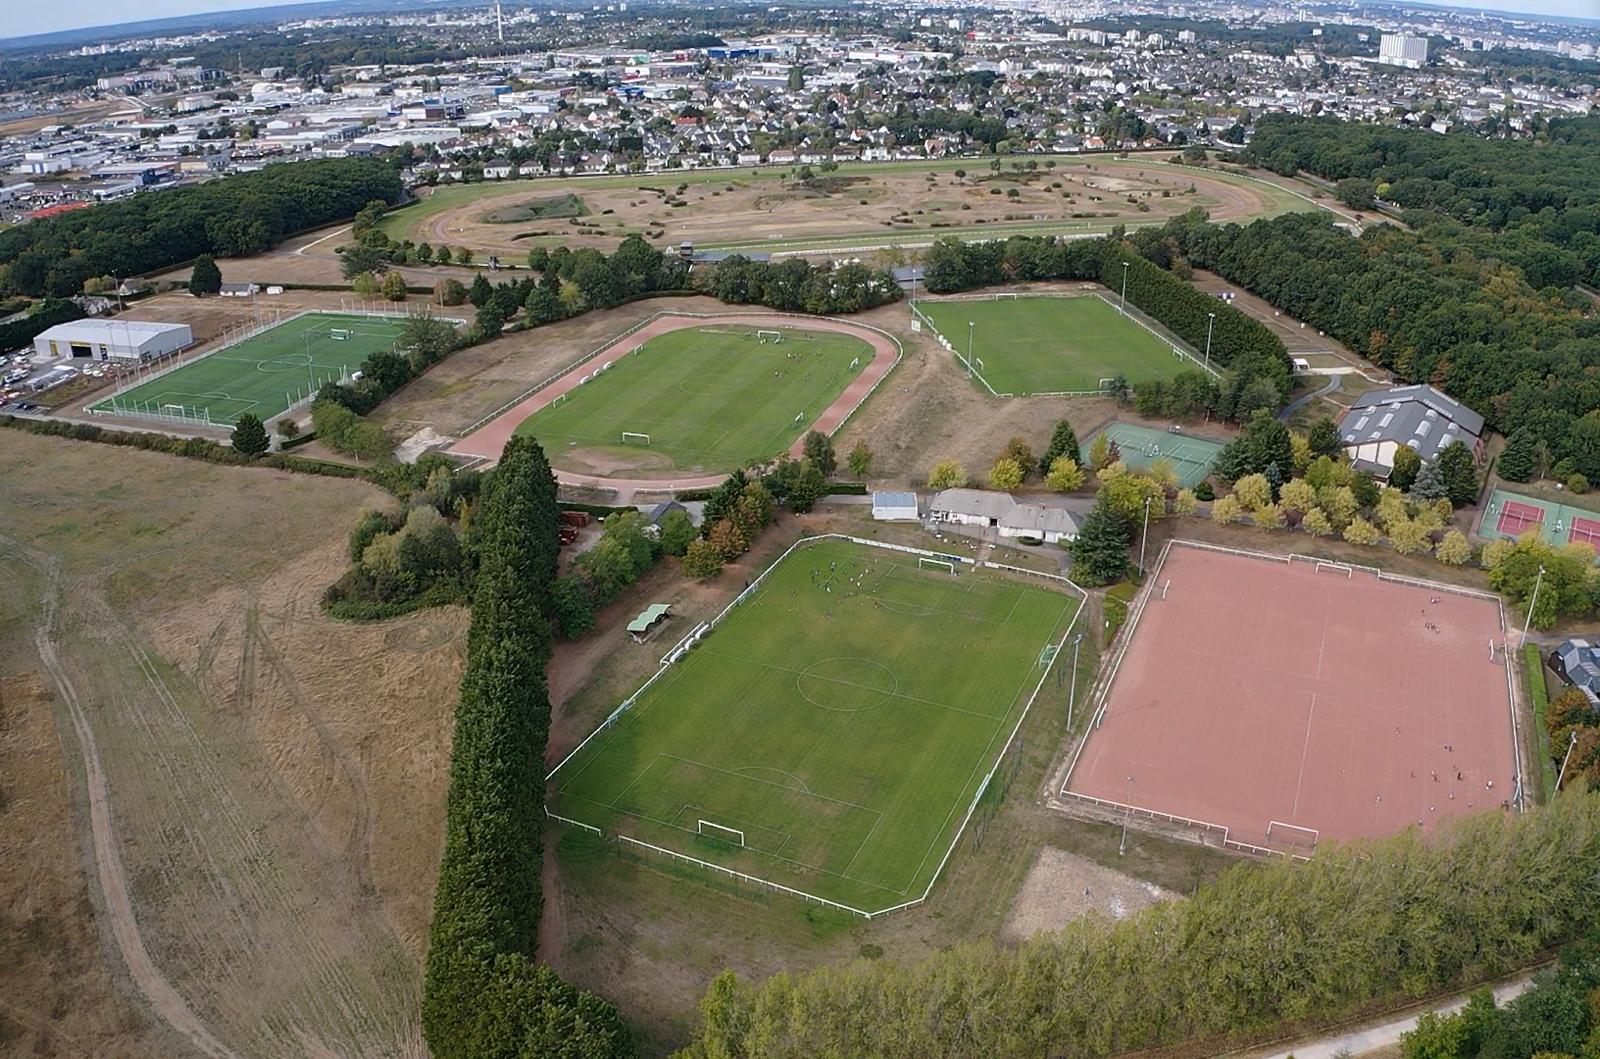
[[423, 437, 630, 1058], [1040, 418, 1082, 473]]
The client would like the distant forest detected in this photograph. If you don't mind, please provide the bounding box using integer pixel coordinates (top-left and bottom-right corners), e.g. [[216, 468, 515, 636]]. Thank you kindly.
[[0, 157, 400, 296], [1244, 114, 1600, 289]]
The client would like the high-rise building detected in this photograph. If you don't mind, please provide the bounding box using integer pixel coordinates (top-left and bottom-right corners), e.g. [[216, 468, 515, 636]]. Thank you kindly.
[[1378, 33, 1429, 69]]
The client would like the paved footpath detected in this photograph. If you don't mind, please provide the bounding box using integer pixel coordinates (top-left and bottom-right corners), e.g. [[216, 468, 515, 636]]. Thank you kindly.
[[447, 313, 900, 488], [1251, 973, 1535, 1059]]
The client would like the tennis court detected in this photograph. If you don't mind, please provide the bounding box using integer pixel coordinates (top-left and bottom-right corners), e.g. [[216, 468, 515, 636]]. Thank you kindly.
[[90, 312, 413, 427], [1482, 487, 1600, 551], [1088, 421, 1224, 488]]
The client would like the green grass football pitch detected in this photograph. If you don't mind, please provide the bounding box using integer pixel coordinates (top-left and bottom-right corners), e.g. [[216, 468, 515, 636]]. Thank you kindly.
[[514, 325, 869, 472], [547, 538, 1081, 912], [91, 313, 410, 426], [916, 294, 1191, 396]]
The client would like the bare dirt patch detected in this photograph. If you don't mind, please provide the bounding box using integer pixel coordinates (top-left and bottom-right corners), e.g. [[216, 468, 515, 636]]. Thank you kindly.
[[0, 430, 464, 1058], [1001, 846, 1178, 942], [390, 157, 1289, 258]]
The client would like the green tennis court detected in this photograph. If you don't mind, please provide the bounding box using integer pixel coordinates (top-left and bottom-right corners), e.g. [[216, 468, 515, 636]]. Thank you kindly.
[[548, 538, 1080, 912], [1089, 421, 1224, 488], [1483, 487, 1600, 552], [914, 293, 1192, 396], [91, 312, 412, 426], [515, 324, 870, 473]]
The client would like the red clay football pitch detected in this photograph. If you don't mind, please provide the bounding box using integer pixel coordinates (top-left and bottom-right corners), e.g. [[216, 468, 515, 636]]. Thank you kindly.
[[1063, 542, 1521, 852]]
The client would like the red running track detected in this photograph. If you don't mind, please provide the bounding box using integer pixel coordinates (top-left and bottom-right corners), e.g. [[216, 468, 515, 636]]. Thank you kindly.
[[1065, 545, 1517, 849], [447, 313, 900, 487]]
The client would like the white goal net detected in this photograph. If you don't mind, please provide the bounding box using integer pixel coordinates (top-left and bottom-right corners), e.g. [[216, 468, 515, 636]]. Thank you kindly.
[[697, 820, 746, 846], [918, 557, 957, 575], [621, 431, 651, 445]]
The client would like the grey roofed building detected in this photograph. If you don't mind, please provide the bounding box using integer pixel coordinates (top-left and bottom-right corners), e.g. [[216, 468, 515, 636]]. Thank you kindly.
[[1551, 638, 1600, 706], [871, 491, 919, 521], [1338, 383, 1486, 479], [929, 488, 1015, 526], [998, 503, 1079, 542]]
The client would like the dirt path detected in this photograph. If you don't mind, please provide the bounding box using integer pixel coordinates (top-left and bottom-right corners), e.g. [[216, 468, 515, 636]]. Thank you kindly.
[[21, 548, 238, 1059], [447, 312, 901, 482]]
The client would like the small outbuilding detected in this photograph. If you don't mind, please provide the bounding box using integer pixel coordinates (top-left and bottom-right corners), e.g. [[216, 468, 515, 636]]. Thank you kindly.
[[871, 491, 919, 521], [628, 603, 673, 643]]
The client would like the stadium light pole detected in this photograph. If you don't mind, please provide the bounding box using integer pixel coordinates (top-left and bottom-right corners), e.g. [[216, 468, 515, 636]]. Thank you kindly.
[[1120, 261, 1130, 313], [967, 320, 975, 380], [1556, 730, 1579, 790], [1522, 564, 1546, 642], [1205, 311, 1216, 370], [1067, 633, 1083, 729], [1138, 495, 1153, 574]]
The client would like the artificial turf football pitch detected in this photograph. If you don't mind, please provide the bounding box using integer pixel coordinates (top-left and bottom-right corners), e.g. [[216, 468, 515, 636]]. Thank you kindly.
[[91, 312, 411, 426], [547, 538, 1081, 912], [514, 325, 870, 472], [915, 293, 1190, 396]]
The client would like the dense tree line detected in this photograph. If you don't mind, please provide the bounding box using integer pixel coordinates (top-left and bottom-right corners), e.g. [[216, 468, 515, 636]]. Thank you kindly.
[[679, 789, 1600, 1059], [1400, 927, 1600, 1059], [705, 255, 903, 315], [1153, 207, 1600, 471], [421, 436, 633, 1058], [1243, 114, 1600, 287], [0, 298, 84, 349], [920, 232, 1291, 420], [0, 158, 401, 297]]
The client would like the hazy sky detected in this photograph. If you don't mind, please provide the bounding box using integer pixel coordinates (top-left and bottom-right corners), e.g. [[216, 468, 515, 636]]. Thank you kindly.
[[7, 0, 1598, 41]]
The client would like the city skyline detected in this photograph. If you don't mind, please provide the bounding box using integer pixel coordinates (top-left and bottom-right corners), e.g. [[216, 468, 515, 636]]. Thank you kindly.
[[7, 0, 1600, 42]]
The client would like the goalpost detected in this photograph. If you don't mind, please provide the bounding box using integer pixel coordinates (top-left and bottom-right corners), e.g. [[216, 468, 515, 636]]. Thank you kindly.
[[621, 431, 651, 445], [697, 820, 746, 846], [1266, 820, 1319, 848], [755, 329, 784, 344], [918, 557, 957, 575], [993, 292, 1019, 301], [329, 328, 352, 341]]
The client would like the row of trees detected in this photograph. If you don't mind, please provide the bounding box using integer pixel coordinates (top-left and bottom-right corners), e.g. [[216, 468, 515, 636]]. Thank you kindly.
[[705, 255, 903, 316], [1153, 208, 1600, 476], [0, 297, 84, 349], [920, 232, 1293, 422], [0, 158, 402, 297], [680, 789, 1600, 1059], [421, 437, 633, 1058]]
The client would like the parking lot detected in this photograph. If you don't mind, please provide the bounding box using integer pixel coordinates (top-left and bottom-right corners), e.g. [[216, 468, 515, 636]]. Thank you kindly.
[[0, 346, 119, 412]]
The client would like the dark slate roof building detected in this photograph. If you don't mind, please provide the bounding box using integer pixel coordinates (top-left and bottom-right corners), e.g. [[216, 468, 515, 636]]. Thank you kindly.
[[1551, 638, 1600, 706], [1338, 384, 1486, 479]]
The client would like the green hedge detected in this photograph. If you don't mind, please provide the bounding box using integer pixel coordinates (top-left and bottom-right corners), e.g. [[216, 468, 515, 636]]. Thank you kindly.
[[1525, 642, 1558, 801]]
